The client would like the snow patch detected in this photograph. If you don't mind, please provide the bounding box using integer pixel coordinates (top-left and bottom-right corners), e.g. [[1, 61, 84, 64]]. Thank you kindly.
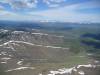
[[32, 33, 64, 38], [48, 67, 74, 75], [0, 40, 69, 50], [94, 60, 99, 63], [39, 73, 42, 75], [77, 64, 94, 68], [0, 29, 9, 33], [78, 71, 85, 75], [12, 31, 24, 34], [1, 57, 11, 60], [32, 33, 48, 36], [47, 64, 100, 75], [17, 61, 23, 65], [0, 52, 7, 55], [1, 61, 7, 64], [5, 67, 35, 72]]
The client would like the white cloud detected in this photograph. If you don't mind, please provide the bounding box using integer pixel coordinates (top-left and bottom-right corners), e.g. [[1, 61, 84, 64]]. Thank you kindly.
[[29, 2, 100, 23], [43, 0, 66, 3], [43, 0, 67, 7], [0, 0, 38, 10], [48, 4, 60, 7], [0, 0, 100, 23], [0, 10, 17, 16], [75, 1, 100, 9], [0, 9, 46, 21]]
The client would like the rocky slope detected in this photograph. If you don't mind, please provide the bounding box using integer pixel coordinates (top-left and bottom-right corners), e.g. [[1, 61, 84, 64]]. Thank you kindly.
[[0, 29, 100, 75]]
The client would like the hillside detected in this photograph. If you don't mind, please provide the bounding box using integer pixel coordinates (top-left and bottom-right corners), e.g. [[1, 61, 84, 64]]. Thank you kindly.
[[0, 21, 100, 75]]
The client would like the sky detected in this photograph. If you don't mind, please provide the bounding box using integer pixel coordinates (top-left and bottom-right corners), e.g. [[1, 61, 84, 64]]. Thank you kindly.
[[0, 0, 100, 23]]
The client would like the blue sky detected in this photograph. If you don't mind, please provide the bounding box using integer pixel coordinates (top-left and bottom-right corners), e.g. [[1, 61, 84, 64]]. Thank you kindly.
[[0, 0, 100, 23]]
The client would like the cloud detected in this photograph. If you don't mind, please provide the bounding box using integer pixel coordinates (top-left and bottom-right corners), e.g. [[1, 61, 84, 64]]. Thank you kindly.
[[0, 7, 45, 21], [0, 0, 68, 10], [29, 1, 100, 23], [0, 0, 8, 3], [0, 0, 100, 23], [0, 5, 4, 10], [75, 1, 100, 9], [43, 0, 66, 4], [43, 0, 67, 7], [0, 0, 38, 11]]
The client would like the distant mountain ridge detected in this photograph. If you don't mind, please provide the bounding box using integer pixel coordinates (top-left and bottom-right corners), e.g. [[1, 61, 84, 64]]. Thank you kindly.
[[0, 20, 100, 31]]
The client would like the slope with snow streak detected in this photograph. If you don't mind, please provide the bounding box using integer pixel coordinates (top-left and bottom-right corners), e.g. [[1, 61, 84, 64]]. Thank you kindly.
[[0, 40, 69, 50], [0, 30, 64, 46], [5, 67, 35, 72], [0, 40, 70, 65], [4, 64, 100, 75], [46, 64, 100, 75]]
